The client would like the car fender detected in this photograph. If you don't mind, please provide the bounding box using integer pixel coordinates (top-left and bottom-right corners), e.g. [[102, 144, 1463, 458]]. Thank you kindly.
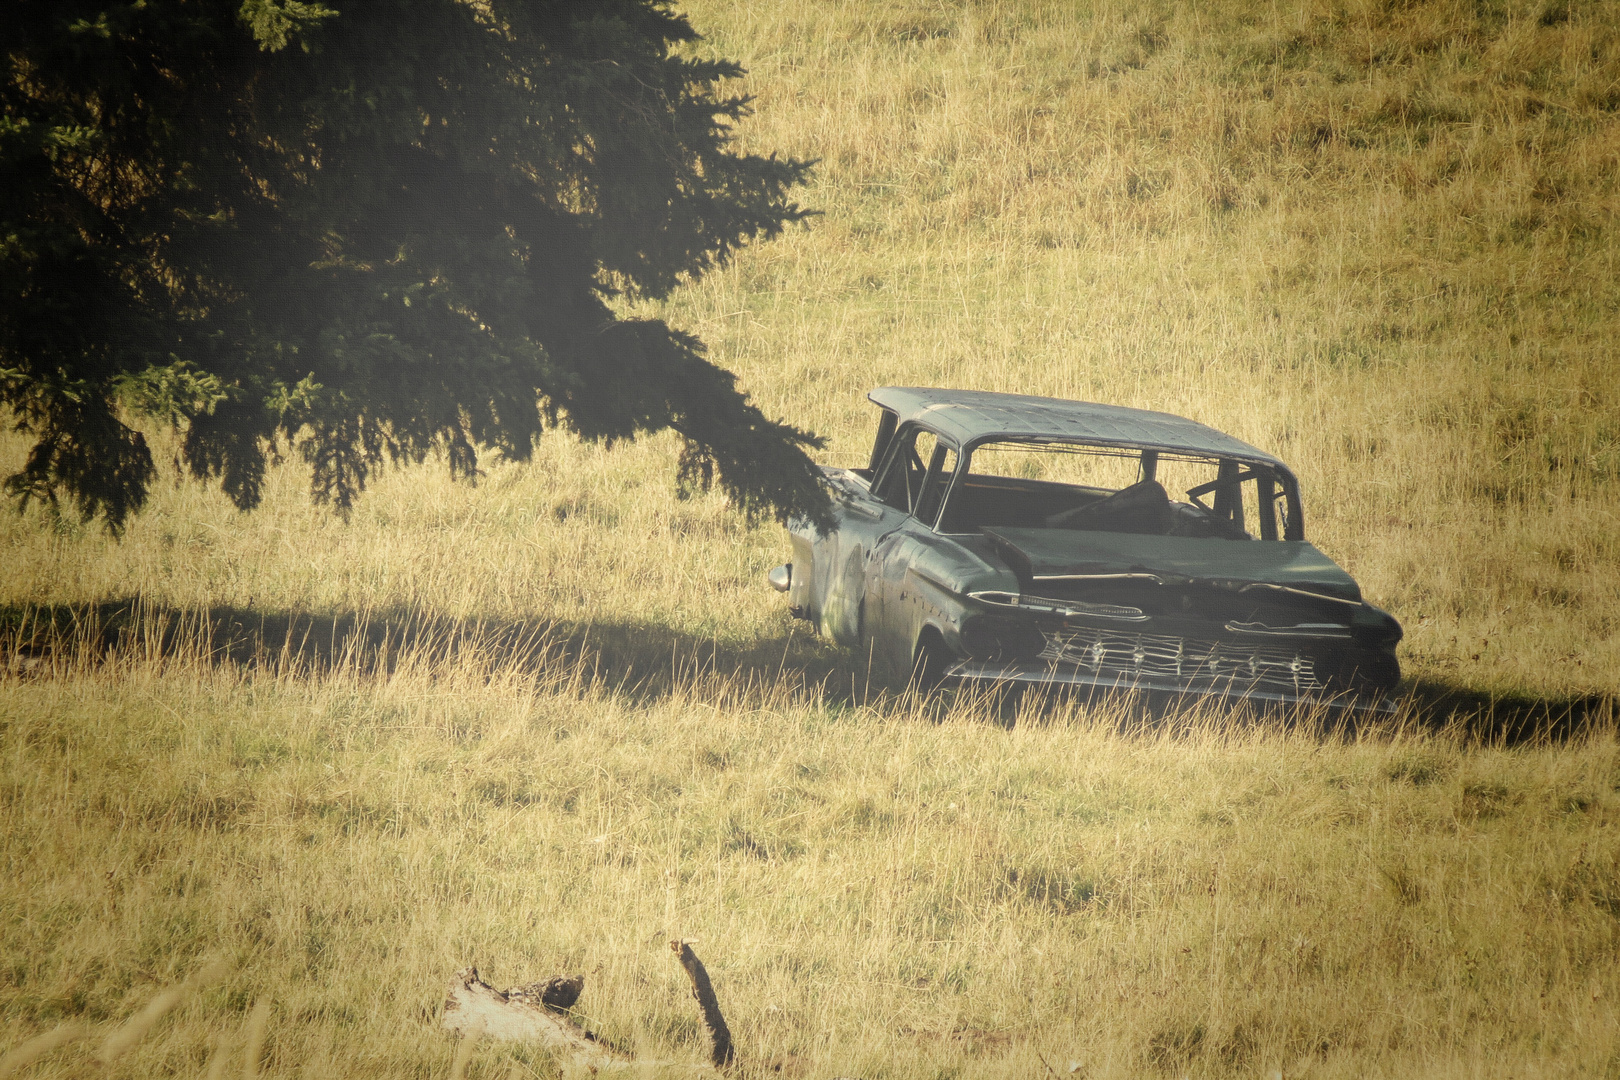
[[868, 532, 974, 674], [907, 565, 977, 661]]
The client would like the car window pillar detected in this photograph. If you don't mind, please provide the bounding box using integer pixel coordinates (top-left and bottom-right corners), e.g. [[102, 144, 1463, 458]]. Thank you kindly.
[[1256, 467, 1279, 540], [1281, 473, 1305, 541], [1213, 458, 1244, 529], [868, 409, 898, 474], [915, 442, 958, 528], [1140, 449, 1158, 484]]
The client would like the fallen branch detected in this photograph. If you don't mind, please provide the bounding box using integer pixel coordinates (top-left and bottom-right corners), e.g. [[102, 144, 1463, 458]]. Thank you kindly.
[[441, 968, 628, 1070], [443, 946, 736, 1070], [671, 940, 734, 1067]]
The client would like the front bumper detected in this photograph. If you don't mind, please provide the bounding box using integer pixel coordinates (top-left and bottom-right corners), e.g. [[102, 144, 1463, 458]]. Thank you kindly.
[[943, 657, 1397, 713]]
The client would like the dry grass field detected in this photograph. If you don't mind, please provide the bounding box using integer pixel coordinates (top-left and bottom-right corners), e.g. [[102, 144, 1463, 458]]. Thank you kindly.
[[3, 0, 1620, 1076]]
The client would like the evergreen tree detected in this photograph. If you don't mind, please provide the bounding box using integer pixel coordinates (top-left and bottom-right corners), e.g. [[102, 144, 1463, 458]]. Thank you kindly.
[[1, 0, 831, 533]]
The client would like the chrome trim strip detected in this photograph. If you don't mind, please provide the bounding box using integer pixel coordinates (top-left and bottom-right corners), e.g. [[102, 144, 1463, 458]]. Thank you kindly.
[[1031, 571, 1166, 584], [1238, 582, 1362, 607], [1026, 595, 1150, 621], [1224, 620, 1352, 639], [967, 590, 1149, 623]]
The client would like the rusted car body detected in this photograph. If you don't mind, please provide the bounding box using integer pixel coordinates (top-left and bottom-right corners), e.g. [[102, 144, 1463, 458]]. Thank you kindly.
[[770, 388, 1402, 709]]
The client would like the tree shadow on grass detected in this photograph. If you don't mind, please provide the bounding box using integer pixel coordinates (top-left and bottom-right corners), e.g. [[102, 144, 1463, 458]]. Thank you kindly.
[[1, 601, 1611, 743], [0, 599, 878, 706], [1397, 678, 1615, 745]]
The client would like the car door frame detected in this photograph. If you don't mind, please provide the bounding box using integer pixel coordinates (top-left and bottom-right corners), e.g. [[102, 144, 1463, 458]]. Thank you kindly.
[[864, 423, 963, 671]]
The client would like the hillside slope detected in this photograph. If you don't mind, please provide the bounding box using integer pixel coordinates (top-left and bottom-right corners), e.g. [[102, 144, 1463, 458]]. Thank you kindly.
[[652, 0, 1620, 696]]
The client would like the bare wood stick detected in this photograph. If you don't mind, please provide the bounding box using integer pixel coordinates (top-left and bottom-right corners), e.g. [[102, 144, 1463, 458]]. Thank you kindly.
[[670, 941, 734, 1067], [442, 968, 629, 1070]]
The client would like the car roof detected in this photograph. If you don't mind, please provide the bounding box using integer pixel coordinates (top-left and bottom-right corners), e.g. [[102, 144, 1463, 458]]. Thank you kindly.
[[868, 387, 1286, 467]]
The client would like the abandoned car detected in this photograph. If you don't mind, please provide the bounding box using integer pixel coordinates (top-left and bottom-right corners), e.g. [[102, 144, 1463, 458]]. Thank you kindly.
[[769, 388, 1402, 708]]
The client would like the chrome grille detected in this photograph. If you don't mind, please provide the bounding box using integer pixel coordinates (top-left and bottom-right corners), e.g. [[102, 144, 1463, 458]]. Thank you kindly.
[[1039, 627, 1323, 695]]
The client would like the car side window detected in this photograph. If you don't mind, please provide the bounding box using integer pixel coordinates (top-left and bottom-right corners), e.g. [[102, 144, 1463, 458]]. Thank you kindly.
[[873, 427, 957, 525]]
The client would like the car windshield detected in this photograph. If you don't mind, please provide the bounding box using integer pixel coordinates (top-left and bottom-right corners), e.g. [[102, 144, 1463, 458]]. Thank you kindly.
[[937, 439, 1302, 540]]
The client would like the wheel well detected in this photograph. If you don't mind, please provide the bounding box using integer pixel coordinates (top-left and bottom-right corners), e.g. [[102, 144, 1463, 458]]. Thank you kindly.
[[914, 624, 945, 658], [910, 624, 952, 690]]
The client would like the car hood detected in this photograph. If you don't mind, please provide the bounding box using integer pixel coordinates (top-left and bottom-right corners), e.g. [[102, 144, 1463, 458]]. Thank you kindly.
[[981, 528, 1362, 602]]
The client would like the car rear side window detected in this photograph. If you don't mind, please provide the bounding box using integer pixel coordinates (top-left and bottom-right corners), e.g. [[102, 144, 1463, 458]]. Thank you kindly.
[[874, 426, 958, 526], [915, 444, 957, 526]]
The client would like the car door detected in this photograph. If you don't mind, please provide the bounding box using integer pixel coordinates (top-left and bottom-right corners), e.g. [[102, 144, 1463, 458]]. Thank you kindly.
[[863, 426, 961, 671]]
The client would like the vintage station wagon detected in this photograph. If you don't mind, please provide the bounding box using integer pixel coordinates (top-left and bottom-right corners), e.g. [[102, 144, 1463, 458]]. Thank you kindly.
[[769, 388, 1402, 708]]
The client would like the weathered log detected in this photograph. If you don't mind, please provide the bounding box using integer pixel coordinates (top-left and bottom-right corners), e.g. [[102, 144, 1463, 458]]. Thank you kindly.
[[670, 941, 734, 1067], [505, 975, 584, 1011], [441, 968, 628, 1070]]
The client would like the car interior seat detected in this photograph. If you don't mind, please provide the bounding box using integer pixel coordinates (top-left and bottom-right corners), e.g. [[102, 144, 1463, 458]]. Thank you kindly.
[[1043, 478, 1173, 535]]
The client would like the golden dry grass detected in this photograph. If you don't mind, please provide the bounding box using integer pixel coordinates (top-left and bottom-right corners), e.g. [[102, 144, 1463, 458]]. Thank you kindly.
[[7, 0, 1619, 694], [3, 0, 1620, 1076], [2, 638, 1618, 1078]]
